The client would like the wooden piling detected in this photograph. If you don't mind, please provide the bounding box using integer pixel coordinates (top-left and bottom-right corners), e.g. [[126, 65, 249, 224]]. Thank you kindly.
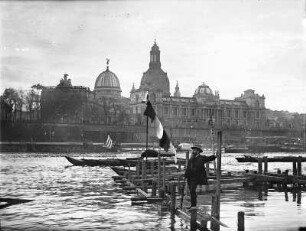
[[264, 156, 268, 174], [158, 152, 162, 198], [258, 158, 263, 175], [128, 163, 131, 180], [178, 161, 181, 196], [297, 189, 302, 205], [297, 156, 302, 176], [284, 188, 289, 201], [185, 151, 190, 196], [293, 160, 297, 176], [136, 159, 140, 180], [237, 211, 245, 231], [211, 131, 222, 231], [142, 158, 146, 190], [163, 159, 166, 188], [216, 131, 222, 213], [151, 161, 155, 176], [152, 180, 157, 197], [210, 195, 219, 231], [170, 183, 176, 215]]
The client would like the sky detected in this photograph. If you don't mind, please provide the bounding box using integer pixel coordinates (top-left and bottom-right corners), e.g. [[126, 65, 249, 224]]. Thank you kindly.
[[1, 0, 306, 114]]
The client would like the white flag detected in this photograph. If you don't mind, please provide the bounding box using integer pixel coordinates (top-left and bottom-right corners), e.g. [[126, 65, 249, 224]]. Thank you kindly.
[[105, 135, 113, 149]]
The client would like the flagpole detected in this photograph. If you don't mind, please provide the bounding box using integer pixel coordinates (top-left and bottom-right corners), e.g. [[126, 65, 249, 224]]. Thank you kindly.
[[145, 92, 149, 162], [146, 116, 149, 151]]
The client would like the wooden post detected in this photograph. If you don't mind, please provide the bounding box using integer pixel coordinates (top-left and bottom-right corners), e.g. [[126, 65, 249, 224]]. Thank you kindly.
[[293, 188, 297, 202], [128, 163, 131, 181], [152, 180, 157, 197], [210, 195, 219, 231], [297, 189, 302, 205], [297, 156, 302, 176], [237, 211, 245, 231], [162, 159, 166, 188], [142, 158, 146, 190], [293, 160, 297, 176], [216, 131, 222, 210], [211, 131, 222, 231], [158, 151, 161, 197], [136, 159, 140, 180], [263, 156, 268, 174], [258, 158, 263, 175], [151, 160, 154, 176], [185, 151, 190, 196], [178, 161, 181, 196], [159, 187, 165, 198], [284, 188, 288, 201], [170, 183, 176, 215]]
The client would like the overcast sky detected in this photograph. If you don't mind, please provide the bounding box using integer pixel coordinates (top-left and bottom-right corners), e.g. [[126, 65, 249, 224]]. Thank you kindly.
[[1, 0, 306, 113]]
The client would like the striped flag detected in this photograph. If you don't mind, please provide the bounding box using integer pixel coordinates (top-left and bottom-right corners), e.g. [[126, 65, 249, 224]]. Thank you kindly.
[[105, 135, 113, 149], [144, 99, 177, 163]]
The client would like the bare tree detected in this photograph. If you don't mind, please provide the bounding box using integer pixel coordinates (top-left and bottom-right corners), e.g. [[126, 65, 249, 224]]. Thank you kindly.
[[31, 84, 44, 120], [2, 88, 19, 121], [16, 90, 26, 121]]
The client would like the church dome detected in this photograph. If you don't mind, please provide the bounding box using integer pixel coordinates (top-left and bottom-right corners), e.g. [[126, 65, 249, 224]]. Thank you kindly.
[[139, 41, 170, 97], [194, 83, 213, 96], [95, 67, 121, 89]]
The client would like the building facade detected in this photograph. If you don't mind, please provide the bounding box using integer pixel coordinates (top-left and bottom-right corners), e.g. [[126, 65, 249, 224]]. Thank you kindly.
[[8, 41, 301, 145], [130, 42, 266, 134]]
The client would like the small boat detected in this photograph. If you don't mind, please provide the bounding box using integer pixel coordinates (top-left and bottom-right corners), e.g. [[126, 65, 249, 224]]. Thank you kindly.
[[64, 156, 135, 167], [65, 149, 178, 167], [236, 155, 306, 162]]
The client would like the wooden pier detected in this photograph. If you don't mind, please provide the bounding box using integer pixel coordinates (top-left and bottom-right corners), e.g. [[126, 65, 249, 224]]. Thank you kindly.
[[109, 131, 305, 230]]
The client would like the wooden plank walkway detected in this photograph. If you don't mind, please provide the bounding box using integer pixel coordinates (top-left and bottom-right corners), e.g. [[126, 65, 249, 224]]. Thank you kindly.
[[108, 132, 305, 231]]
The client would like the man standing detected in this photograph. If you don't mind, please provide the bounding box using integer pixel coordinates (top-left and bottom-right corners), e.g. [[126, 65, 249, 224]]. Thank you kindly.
[[184, 145, 216, 209]]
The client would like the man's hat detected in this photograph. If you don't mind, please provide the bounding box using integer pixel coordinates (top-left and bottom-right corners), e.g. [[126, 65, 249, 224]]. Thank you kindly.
[[191, 145, 203, 153]]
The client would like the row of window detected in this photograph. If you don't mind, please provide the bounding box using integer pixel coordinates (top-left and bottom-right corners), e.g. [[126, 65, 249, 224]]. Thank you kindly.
[[133, 105, 261, 119]]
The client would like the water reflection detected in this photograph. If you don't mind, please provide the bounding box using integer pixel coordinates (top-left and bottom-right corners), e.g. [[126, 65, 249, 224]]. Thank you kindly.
[[1, 153, 306, 231], [0, 153, 190, 230]]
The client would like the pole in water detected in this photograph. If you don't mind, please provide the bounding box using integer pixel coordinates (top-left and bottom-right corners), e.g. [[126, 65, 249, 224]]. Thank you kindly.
[[170, 183, 176, 215], [238, 211, 245, 231]]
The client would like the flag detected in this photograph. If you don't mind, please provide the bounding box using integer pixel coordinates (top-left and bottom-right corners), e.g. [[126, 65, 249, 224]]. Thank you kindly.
[[105, 135, 113, 149], [144, 99, 177, 163], [141, 91, 149, 103]]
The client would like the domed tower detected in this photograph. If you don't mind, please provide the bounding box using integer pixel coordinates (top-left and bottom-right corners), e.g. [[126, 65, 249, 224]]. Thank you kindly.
[[193, 82, 219, 103], [139, 41, 170, 97], [94, 59, 121, 99]]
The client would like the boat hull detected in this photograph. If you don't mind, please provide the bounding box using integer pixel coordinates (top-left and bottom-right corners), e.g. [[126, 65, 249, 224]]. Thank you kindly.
[[236, 156, 306, 162], [65, 156, 127, 167]]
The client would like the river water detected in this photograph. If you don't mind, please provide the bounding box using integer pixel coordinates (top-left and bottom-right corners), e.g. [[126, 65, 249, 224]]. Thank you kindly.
[[0, 152, 306, 231]]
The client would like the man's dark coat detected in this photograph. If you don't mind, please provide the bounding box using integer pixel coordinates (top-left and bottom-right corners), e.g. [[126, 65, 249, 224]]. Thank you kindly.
[[184, 154, 216, 185]]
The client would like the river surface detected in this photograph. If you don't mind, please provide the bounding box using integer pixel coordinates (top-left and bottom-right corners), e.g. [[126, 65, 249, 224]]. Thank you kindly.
[[0, 152, 306, 231]]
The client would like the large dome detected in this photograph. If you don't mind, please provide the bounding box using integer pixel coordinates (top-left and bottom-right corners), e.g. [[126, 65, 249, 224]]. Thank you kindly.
[[95, 67, 121, 89], [139, 42, 170, 97], [140, 69, 170, 95], [94, 66, 121, 99], [194, 83, 213, 96]]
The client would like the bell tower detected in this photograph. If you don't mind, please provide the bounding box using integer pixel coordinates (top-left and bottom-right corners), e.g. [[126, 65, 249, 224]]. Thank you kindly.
[[149, 40, 161, 69]]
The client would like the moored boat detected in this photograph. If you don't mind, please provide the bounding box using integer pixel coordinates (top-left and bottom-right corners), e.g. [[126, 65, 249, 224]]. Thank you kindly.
[[236, 155, 306, 162], [64, 156, 136, 167]]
